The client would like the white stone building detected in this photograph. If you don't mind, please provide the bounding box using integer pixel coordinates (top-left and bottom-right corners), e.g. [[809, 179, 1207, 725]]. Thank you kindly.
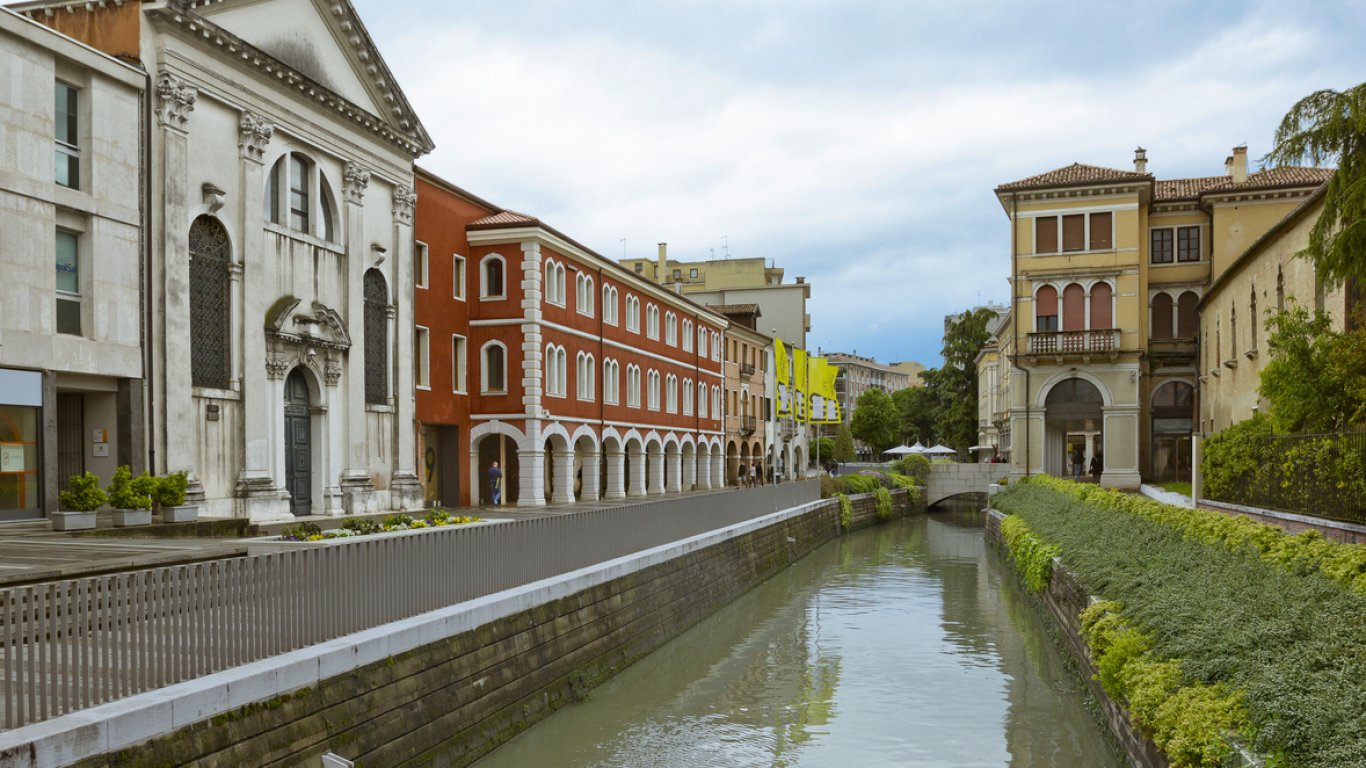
[[0, 8, 145, 521], [16, 0, 435, 520]]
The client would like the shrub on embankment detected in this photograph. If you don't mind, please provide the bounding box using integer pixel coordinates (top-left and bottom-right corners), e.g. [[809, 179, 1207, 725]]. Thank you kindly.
[[994, 478, 1366, 768]]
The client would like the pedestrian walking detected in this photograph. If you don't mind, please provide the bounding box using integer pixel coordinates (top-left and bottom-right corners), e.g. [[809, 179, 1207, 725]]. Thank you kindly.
[[1090, 453, 1102, 480], [737, 462, 748, 487], [1071, 447, 1084, 479], [488, 461, 503, 506]]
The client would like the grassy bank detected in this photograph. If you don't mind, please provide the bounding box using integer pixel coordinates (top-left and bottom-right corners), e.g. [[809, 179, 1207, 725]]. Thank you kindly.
[[994, 478, 1366, 768]]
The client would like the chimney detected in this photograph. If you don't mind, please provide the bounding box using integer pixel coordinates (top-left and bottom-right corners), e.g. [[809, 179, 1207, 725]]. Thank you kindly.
[[1231, 145, 1248, 184], [656, 243, 668, 286], [1133, 146, 1147, 173], [1224, 155, 1234, 176], [795, 276, 806, 284]]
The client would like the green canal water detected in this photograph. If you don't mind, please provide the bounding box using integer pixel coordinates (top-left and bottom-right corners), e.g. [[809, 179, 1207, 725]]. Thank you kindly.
[[474, 503, 1124, 767]]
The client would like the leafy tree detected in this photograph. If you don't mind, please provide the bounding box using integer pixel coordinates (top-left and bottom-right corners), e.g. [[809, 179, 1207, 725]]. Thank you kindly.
[[1259, 303, 1366, 431], [812, 437, 835, 462], [833, 423, 856, 464], [927, 307, 996, 451], [851, 388, 899, 456], [1264, 82, 1366, 285], [892, 385, 936, 445]]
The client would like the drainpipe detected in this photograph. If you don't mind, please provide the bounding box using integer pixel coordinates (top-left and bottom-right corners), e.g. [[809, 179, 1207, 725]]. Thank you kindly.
[[141, 66, 156, 475]]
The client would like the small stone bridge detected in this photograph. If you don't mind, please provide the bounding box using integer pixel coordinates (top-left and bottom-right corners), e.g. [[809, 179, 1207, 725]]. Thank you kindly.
[[925, 463, 1006, 506]]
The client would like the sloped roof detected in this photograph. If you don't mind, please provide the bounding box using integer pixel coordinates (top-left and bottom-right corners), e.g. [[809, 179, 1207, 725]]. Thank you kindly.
[[468, 210, 540, 228], [1156, 167, 1334, 201], [996, 163, 1152, 192]]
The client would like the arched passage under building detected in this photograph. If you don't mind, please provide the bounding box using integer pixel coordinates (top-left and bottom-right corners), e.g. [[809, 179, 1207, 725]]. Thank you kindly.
[[1044, 377, 1105, 480]]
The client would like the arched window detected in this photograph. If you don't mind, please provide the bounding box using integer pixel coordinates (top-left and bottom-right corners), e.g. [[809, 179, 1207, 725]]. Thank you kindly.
[[626, 295, 640, 332], [683, 319, 694, 351], [1062, 283, 1086, 331], [1230, 304, 1238, 358], [481, 255, 506, 299], [626, 365, 641, 407], [545, 344, 560, 396], [698, 381, 708, 418], [647, 370, 660, 410], [363, 269, 388, 405], [1276, 265, 1285, 311], [603, 285, 618, 324], [576, 274, 595, 316], [1089, 282, 1113, 329], [712, 385, 721, 418], [666, 374, 678, 413], [189, 216, 231, 389], [543, 260, 567, 305], [603, 358, 619, 404], [1035, 285, 1059, 331], [482, 342, 507, 393], [265, 152, 337, 241], [698, 327, 708, 358], [1250, 285, 1258, 350], [577, 352, 595, 400], [712, 332, 721, 361], [665, 312, 677, 345], [646, 304, 660, 339], [683, 378, 694, 415], [1177, 291, 1200, 338], [1151, 293, 1174, 339]]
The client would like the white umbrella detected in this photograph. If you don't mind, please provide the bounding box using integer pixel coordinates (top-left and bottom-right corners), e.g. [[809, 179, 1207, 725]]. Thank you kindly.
[[925, 444, 957, 456], [882, 445, 917, 456], [908, 442, 927, 453]]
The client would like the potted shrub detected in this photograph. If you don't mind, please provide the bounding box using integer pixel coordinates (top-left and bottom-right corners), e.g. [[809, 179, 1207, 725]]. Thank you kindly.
[[55, 471, 107, 531], [107, 465, 154, 527], [153, 471, 197, 523]]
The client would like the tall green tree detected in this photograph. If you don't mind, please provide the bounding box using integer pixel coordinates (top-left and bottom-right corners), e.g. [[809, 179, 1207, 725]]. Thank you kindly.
[[833, 423, 856, 463], [892, 386, 936, 445], [850, 388, 899, 456], [1264, 82, 1366, 284], [1259, 303, 1366, 431], [927, 307, 996, 451]]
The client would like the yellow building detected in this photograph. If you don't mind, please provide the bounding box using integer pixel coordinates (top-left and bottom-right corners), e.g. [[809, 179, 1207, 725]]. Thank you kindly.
[[984, 146, 1332, 487]]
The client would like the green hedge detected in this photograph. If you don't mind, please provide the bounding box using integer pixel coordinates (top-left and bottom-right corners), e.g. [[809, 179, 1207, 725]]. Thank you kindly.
[[837, 493, 853, 531], [999, 514, 1057, 591], [995, 480, 1366, 767]]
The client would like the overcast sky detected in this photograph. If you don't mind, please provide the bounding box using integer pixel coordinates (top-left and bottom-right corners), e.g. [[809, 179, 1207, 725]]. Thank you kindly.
[[354, 0, 1365, 368]]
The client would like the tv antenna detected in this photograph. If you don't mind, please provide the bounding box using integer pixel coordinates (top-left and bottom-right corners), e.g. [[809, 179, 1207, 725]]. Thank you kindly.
[[721, 235, 730, 259]]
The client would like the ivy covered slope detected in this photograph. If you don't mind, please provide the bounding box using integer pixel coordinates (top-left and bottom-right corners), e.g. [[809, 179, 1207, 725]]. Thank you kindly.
[[994, 477, 1366, 768]]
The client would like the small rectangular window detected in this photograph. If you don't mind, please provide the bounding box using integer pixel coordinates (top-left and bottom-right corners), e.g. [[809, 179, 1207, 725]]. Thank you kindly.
[[1035, 216, 1057, 254], [689, 268, 699, 278], [415, 326, 430, 389], [453, 255, 466, 300], [1036, 314, 1059, 332], [452, 335, 467, 393], [56, 229, 80, 335], [1151, 229, 1174, 264], [1089, 212, 1112, 250], [1177, 226, 1201, 262], [54, 82, 80, 189], [1062, 214, 1085, 252], [415, 241, 429, 289]]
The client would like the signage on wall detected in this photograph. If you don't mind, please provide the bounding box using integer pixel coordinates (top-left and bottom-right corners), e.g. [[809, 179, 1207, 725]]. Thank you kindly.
[[0, 444, 24, 473]]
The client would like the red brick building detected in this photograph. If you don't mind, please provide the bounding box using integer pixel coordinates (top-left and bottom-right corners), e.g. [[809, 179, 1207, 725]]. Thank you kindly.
[[414, 171, 729, 507]]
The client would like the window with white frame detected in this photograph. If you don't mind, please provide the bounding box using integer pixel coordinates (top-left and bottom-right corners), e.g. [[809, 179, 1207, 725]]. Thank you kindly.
[[451, 334, 467, 393], [54, 82, 80, 189], [648, 370, 661, 410], [604, 358, 619, 404], [666, 374, 677, 413], [1034, 211, 1113, 254], [452, 254, 466, 300], [545, 344, 567, 396], [265, 152, 337, 242], [577, 352, 596, 400], [415, 241, 429, 289], [480, 254, 506, 299], [626, 294, 640, 332], [698, 381, 708, 418], [712, 385, 721, 419], [646, 304, 660, 339], [683, 378, 694, 415], [544, 259, 566, 306], [55, 228, 81, 336], [698, 327, 708, 358], [665, 312, 677, 345], [576, 273, 595, 316], [603, 284, 618, 324], [683, 319, 693, 351], [482, 341, 507, 393], [415, 326, 431, 389], [626, 364, 641, 407], [711, 332, 721, 361]]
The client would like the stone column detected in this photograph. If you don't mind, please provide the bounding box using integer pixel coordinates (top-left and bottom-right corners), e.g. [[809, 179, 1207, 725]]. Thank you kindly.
[[323, 359, 344, 514], [604, 449, 626, 499], [682, 451, 696, 491], [647, 449, 665, 495], [551, 447, 575, 505], [628, 447, 647, 497], [696, 450, 710, 490], [340, 162, 374, 513], [234, 111, 279, 516], [154, 74, 200, 492], [712, 452, 725, 488], [666, 449, 682, 493], [262, 356, 290, 521], [520, 241, 544, 419], [579, 449, 601, 502], [518, 447, 546, 507], [389, 185, 422, 510]]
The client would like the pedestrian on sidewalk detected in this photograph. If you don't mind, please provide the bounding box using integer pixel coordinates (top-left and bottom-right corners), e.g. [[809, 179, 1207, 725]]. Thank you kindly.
[[737, 462, 748, 488], [488, 462, 503, 506]]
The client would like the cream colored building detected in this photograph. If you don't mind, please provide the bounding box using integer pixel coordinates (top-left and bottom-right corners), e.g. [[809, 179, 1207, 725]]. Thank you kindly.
[[984, 146, 1332, 487], [710, 304, 771, 484], [890, 361, 926, 387], [828, 352, 912, 459]]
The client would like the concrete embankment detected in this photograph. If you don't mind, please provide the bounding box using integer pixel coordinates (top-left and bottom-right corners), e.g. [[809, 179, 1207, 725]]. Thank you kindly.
[[985, 509, 1167, 768], [5, 490, 917, 768]]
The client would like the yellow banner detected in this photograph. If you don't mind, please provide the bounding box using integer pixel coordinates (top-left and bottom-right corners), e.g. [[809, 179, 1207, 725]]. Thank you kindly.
[[774, 338, 791, 417], [793, 347, 808, 422], [807, 357, 843, 424]]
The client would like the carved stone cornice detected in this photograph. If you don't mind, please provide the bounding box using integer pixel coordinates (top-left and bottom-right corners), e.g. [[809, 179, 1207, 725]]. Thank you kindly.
[[344, 162, 371, 205], [265, 357, 290, 380], [156, 73, 197, 132], [392, 186, 417, 226], [325, 360, 343, 388], [238, 111, 275, 163]]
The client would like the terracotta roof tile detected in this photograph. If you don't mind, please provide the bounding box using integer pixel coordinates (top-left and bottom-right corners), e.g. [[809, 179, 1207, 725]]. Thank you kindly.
[[707, 303, 761, 316], [1154, 176, 1226, 201], [468, 210, 539, 228], [997, 163, 1151, 191], [1203, 166, 1335, 194]]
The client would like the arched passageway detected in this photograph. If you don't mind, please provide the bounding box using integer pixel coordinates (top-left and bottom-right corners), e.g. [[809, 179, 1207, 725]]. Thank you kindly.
[[1045, 378, 1105, 479]]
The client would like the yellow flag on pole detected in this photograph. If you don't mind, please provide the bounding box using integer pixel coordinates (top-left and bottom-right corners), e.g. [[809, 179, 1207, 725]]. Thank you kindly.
[[774, 338, 791, 417]]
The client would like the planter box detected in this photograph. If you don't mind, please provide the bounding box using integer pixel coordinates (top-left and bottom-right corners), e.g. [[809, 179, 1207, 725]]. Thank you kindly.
[[52, 510, 98, 531], [160, 504, 200, 523], [112, 508, 152, 527]]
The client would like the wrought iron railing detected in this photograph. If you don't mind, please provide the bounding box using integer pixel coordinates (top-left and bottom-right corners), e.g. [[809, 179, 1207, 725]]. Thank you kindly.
[[1203, 429, 1366, 524], [0, 482, 820, 729]]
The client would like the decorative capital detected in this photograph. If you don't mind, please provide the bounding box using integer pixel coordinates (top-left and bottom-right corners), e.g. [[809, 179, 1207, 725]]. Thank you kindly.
[[325, 360, 343, 387], [265, 357, 290, 380], [343, 162, 371, 205], [392, 186, 417, 226], [238, 111, 274, 163], [156, 73, 197, 132]]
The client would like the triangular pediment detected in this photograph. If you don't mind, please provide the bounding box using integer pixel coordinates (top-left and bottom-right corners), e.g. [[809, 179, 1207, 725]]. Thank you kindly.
[[169, 0, 433, 154]]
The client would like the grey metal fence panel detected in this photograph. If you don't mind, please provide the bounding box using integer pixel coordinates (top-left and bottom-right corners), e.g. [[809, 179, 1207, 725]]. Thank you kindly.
[[0, 482, 819, 729]]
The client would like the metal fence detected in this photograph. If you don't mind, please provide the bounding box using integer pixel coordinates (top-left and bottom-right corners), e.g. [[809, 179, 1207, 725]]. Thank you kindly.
[[1204, 429, 1366, 524], [0, 481, 820, 730]]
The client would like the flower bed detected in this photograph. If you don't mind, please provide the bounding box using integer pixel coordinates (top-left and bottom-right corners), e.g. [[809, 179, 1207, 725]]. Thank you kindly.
[[994, 478, 1366, 768], [279, 510, 481, 542]]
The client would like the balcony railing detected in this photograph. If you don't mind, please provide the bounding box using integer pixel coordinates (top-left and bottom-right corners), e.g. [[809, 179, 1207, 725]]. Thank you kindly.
[[740, 362, 756, 378], [1028, 328, 1118, 355], [740, 415, 757, 437]]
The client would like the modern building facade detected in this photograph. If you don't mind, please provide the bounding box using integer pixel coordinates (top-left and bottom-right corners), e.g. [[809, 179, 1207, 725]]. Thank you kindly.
[[18, 0, 436, 520], [0, 8, 145, 521], [827, 351, 913, 458], [983, 145, 1333, 487]]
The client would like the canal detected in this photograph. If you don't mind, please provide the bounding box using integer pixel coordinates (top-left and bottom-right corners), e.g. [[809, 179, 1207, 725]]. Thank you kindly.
[[473, 502, 1123, 767]]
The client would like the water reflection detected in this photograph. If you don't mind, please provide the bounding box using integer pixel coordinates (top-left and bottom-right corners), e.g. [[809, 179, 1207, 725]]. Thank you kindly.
[[473, 501, 1122, 768]]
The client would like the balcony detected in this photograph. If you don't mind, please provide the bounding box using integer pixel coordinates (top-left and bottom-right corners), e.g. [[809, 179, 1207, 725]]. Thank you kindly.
[[1148, 337, 1197, 367], [1027, 329, 1120, 360], [740, 415, 757, 437], [740, 362, 756, 378]]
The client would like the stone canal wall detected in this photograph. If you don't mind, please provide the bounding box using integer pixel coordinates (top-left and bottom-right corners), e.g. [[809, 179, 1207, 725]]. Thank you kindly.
[[51, 490, 919, 768], [985, 510, 1168, 768]]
